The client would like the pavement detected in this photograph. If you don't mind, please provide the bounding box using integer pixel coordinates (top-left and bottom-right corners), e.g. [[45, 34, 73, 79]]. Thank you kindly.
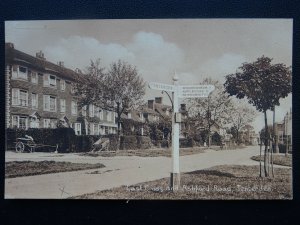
[[5, 146, 261, 199]]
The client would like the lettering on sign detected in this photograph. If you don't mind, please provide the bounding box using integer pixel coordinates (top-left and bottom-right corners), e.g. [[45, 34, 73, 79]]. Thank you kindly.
[[178, 85, 215, 98], [148, 82, 175, 92]]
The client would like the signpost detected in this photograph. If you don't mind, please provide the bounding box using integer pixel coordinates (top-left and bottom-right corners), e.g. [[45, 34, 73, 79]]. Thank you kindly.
[[149, 77, 215, 191]]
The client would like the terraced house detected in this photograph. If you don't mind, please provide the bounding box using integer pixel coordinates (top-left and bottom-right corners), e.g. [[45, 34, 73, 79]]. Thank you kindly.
[[5, 43, 117, 135]]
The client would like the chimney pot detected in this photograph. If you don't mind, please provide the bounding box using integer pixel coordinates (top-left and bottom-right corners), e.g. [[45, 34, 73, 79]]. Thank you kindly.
[[6, 42, 14, 49], [36, 50, 45, 60], [58, 61, 64, 67]]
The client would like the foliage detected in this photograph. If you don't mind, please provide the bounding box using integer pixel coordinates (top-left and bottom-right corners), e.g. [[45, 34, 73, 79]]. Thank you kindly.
[[185, 78, 234, 146], [73, 59, 146, 137], [224, 56, 292, 177], [224, 56, 292, 112], [229, 101, 257, 144]]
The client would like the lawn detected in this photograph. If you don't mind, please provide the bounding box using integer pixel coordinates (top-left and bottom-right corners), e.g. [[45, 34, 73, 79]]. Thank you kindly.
[[251, 154, 292, 167], [73, 165, 292, 200], [79, 147, 206, 158], [5, 161, 105, 178]]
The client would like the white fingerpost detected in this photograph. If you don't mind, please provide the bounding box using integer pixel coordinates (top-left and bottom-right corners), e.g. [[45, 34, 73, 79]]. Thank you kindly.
[[171, 72, 180, 191]]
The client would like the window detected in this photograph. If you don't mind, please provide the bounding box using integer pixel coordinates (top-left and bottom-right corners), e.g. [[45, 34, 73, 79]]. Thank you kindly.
[[105, 126, 108, 135], [31, 72, 38, 84], [99, 110, 103, 120], [19, 117, 28, 129], [89, 104, 94, 117], [74, 123, 81, 135], [12, 65, 28, 80], [44, 119, 50, 128], [98, 125, 104, 135], [43, 95, 56, 112], [107, 111, 112, 121], [89, 123, 94, 135], [12, 89, 28, 107], [82, 105, 87, 117], [11, 115, 27, 129], [20, 90, 28, 107], [44, 74, 49, 86], [12, 115, 19, 128], [43, 74, 56, 87], [60, 99, 66, 113], [71, 101, 77, 115], [60, 80, 65, 91], [127, 112, 131, 119], [95, 106, 99, 118], [94, 124, 99, 135], [50, 75, 56, 87], [31, 93, 38, 109]]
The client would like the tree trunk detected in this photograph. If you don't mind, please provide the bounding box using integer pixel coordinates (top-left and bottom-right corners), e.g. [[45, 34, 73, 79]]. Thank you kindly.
[[259, 139, 262, 177], [263, 110, 269, 177]]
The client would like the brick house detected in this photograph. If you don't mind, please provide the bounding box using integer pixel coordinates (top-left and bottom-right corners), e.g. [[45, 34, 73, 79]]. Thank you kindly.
[[5, 43, 117, 135]]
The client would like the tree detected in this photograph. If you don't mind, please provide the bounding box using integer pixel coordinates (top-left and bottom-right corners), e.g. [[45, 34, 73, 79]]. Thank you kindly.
[[186, 78, 234, 147], [104, 60, 146, 136], [229, 101, 257, 144], [224, 56, 292, 177], [73, 59, 146, 143]]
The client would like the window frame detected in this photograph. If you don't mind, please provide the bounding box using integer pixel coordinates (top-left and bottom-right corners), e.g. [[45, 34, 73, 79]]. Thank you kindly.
[[31, 93, 38, 109], [71, 100, 78, 115], [60, 99, 66, 113]]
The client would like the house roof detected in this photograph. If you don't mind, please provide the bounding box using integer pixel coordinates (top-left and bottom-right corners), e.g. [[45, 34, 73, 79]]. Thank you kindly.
[[5, 43, 82, 82]]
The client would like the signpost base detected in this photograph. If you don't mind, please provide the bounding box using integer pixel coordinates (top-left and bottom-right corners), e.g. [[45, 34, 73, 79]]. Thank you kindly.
[[170, 172, 180, 192]]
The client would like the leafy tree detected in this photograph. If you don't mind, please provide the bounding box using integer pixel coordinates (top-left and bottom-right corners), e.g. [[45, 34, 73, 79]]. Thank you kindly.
[[186, 78, 234, 147], [73, 59, 146, 145], [224, 56, 292, 177], [229, 101, 257, 144], [104, 60, 146, 136]]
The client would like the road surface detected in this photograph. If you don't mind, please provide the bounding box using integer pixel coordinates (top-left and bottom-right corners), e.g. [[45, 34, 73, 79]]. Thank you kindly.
[[5, 146, 261, 199]]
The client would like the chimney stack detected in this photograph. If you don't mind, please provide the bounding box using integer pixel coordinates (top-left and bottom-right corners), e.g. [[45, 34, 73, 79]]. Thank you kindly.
[[58, 61, 64, 67], [6, 42, 14, 49], [155, 97, 162, 104], [36, 50, 45, 60], [75, 68, 82, 74], [148, 100, 154, 110]]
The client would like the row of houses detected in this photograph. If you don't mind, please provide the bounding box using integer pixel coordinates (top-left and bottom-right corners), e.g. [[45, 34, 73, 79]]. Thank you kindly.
[[5, 43, 117, 135], [6, 42, 255, 143], [5, 43, 177, 136]]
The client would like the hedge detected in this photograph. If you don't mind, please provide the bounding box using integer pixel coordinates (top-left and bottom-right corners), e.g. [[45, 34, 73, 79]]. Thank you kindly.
[[6, 128, 119, 153]]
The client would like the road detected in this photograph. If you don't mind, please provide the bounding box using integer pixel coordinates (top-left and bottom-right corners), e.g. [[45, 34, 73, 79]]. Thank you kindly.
[[5, 146, 260, 199]]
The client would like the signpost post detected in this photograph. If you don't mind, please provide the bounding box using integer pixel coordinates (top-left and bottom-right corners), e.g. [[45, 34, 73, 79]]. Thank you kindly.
[[148, 76, 215, 191]]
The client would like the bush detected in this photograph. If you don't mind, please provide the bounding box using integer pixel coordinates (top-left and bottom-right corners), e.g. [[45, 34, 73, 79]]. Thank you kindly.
[[137, 136, 153, 149], [180, 138, 194, 148], [120, 135, 138, 150]]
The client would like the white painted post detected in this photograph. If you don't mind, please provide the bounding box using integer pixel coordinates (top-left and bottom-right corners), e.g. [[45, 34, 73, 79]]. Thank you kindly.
[[171, 73, 180, 191]]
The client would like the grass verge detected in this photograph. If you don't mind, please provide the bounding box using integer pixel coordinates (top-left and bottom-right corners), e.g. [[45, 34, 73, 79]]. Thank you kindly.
[[251, 154, 292, 167], [72, 165, 292, 200], [79, 147, 206, 158], [5, 161, 105, 178]]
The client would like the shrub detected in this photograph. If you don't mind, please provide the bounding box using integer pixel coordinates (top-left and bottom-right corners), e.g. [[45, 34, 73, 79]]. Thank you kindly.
[[120, 135, 138, 150], [180, 138, 194, 148], [137, 136, 154, 149]]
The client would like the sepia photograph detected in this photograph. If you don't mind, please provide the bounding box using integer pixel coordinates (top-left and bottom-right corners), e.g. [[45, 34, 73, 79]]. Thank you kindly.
[[4, 19, 292, 199]]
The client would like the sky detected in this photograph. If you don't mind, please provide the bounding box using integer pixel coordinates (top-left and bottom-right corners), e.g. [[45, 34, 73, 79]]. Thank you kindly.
[[5, 19, 293, 132]]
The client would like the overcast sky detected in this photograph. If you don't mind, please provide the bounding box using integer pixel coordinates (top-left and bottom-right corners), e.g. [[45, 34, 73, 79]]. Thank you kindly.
[[5, 19, 293, 132]]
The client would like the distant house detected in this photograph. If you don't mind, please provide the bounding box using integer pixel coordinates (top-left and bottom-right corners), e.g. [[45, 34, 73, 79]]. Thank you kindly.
[[5, 43, 117, 135], [276, 108, 292, 146]]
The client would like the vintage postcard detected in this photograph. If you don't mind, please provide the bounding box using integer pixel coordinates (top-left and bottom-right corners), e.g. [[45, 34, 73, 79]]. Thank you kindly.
[[4, 19, 292, 199]]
